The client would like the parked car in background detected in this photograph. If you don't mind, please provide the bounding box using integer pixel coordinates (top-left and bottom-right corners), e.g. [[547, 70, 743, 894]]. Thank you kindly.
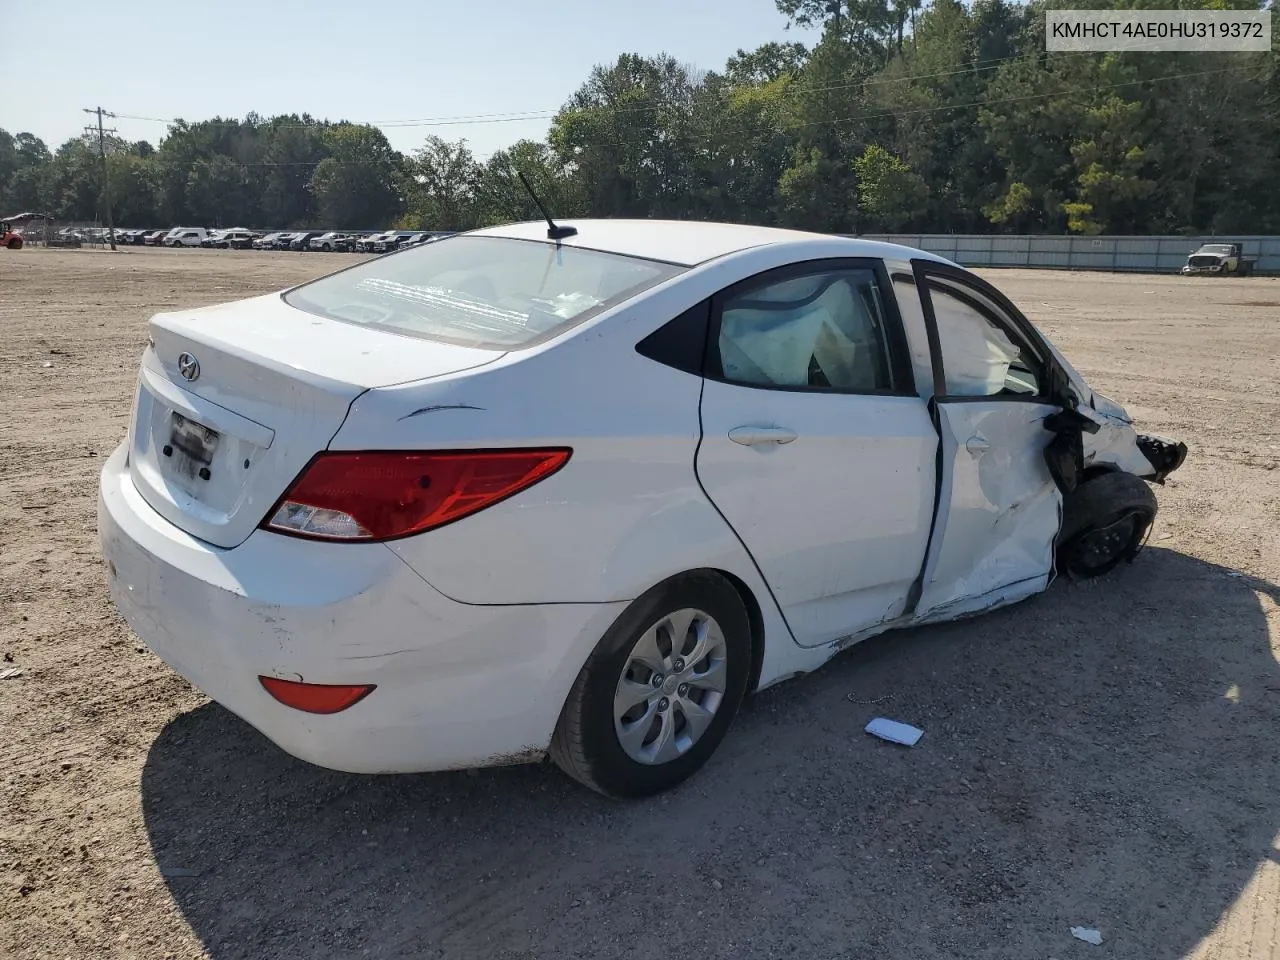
[[47, 228, 82, 247], [1180, 242, 1257, 276], [309, 231, 355, 252], [165, 227, 209, 247], [143, 230, 169, 246], [97, 220, 1186, 798], [289, 232, 321, 251], [214, 229, 257, 250], [401, 231, 452, 248], [201, 231, 226, 248], [356, 231, 397, 253], [370, 231, 416, 253], [126, 229, 154, 245], [253, 232, 288, 250]]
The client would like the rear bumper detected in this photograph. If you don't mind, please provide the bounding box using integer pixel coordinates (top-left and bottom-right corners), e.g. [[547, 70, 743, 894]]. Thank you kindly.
[[97, 442, 625, 773]]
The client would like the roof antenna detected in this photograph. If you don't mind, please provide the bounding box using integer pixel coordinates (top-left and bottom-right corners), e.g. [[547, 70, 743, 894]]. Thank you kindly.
[[517, 171, 577, 241]]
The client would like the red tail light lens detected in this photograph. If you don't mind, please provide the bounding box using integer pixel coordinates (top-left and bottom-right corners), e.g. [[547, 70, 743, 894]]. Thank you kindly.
[[263, 448, 571, 542], [259, 676, 376, 714]]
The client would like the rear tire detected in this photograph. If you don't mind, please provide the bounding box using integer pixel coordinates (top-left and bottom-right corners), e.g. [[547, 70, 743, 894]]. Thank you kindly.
[[550, 572, 751, 798], [6, 237, 21, 249], [1058, 471, 1157, 579]]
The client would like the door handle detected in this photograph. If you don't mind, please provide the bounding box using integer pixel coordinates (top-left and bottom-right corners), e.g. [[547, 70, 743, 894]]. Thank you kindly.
[[965, 434, 991, 454], [729, 426, 798, 447]]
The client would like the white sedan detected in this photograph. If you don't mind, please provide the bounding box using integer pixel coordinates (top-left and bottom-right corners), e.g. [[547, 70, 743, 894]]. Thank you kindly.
[[98, 220, 1186, 797]]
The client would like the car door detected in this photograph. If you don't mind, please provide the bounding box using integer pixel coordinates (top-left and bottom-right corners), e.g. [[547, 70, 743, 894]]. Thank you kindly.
[[907, 260, 1066, 622], [694, 259, 938, 648]]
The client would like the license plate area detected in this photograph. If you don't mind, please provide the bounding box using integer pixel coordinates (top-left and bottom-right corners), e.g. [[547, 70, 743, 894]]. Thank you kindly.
[[169, 412, 220, 473]]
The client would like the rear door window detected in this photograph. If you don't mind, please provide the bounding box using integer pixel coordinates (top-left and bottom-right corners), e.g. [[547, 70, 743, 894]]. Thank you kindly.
[[708, 261, 911, 394]]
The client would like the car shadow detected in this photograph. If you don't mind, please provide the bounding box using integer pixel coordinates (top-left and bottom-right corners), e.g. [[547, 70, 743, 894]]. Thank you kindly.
[[141, 547, 1280, 959]]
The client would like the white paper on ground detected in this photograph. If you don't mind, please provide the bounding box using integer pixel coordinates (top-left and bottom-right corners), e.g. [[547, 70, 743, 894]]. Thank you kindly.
[[864, 717, 924, 747], [1070, 927, 1104, 945]]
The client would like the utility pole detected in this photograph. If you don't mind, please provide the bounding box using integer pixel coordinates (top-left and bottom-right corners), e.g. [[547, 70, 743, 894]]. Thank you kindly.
[[82, 107, 117, 250]]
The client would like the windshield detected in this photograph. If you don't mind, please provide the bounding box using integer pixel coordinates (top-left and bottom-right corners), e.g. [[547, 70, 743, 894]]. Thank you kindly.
[[283, 235, 685, 350], [1199, 244, 1233, 255]]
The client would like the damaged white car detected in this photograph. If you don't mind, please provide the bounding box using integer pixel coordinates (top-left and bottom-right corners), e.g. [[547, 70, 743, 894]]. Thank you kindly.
[[98, 220, 1186, 798]]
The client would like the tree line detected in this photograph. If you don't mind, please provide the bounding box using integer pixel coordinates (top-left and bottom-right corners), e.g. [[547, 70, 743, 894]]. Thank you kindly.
[[2, 0, 1276, 236]]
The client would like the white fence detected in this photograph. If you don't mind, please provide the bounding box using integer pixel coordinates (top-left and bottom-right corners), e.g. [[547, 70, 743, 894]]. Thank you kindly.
[[855, 234, 1280, 275]]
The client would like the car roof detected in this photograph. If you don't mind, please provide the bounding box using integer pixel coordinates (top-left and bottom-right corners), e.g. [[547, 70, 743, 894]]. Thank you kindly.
[[470, 219, 948, 268]]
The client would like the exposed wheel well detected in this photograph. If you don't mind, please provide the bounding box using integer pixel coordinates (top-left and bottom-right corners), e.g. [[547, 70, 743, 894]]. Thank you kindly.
[[705, 569, 766, 697], [1081, 464, 1116, 483], [629, 568, 768, 696]]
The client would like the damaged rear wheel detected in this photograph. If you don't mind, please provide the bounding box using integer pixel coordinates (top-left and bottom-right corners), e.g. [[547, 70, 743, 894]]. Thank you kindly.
[[1058, 471, 1157, 579]]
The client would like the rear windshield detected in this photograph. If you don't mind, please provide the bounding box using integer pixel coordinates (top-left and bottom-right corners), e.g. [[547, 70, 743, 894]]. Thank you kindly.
[[283, 235, 685, 350]]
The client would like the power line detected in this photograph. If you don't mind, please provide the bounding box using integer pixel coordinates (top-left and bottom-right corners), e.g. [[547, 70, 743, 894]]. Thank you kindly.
[[101, 62, 1259, 174], [820, 64, 1251, 128], [103, 52, 1101, 134], [82, 106, 118, 249]]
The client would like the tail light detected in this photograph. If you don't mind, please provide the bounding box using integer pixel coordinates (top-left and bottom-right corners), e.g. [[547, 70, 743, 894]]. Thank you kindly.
[[259, 676, 376, 714], [262, 448, 571, 542]]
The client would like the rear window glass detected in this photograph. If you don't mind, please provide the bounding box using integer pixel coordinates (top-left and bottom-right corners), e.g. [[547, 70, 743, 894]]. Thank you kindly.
[[283, 235, 684, 350]]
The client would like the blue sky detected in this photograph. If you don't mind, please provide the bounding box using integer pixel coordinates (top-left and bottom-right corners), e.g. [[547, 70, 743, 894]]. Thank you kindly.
[[1, 0, 818, 159]]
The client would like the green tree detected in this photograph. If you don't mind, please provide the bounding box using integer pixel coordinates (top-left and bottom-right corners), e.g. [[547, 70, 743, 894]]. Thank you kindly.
[[0, 131, 52, 211], [308, 124, 404, 228], [982, 181, 1037, 232], [43, 137, 102, 220], [852, 144, 928, 229], [778, 147, 856, 231], [187, 155, 250, 227], [473, 139, 585, 226], [402, 137, 482, 230], [108, 154, 161, 226], [549, 53, 705, 218], [725, 41, 809, 84], [260, 117, 329, 227]]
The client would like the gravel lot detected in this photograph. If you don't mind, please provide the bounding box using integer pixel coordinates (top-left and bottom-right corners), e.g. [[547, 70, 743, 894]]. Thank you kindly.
[[2, 247, 1279, 960]]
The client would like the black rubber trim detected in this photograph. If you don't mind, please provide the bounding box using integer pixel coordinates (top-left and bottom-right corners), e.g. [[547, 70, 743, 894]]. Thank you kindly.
[[904, 396, 946, 615]]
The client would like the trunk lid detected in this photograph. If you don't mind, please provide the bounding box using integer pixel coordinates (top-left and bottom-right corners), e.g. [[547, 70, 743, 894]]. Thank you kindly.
[[128, 293, 502, 548]]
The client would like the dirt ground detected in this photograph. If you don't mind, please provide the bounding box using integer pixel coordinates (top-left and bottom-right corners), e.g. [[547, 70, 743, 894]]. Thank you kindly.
[[1, 247, 1279, 960]]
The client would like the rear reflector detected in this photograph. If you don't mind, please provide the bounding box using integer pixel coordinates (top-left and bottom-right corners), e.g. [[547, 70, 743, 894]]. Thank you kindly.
[[263, 448, 571, 542], [259, 676, 376, 714]]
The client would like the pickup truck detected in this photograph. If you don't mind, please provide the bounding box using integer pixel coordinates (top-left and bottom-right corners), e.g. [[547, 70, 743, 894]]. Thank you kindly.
[[309, 231, 357, 252], [1181, 242, 1257, 276]]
